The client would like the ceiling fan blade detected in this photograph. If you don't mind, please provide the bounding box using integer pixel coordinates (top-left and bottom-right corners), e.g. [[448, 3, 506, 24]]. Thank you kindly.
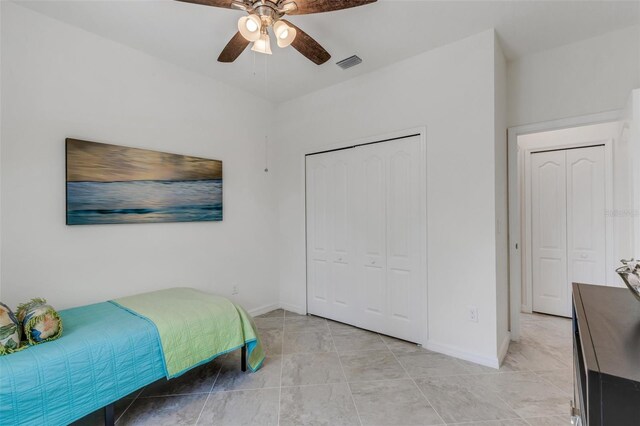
[[281, 20, 330, 65], [175, 0, 242, 9], [282, 0, 376, 15], [218, 32, 250, 63]]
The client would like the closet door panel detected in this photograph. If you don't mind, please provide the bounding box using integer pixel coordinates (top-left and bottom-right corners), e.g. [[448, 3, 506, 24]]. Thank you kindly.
[[356, 136, 424, 342], [328, 153, 357, 324], [388, 268, 410, 321], [306, 157, 331, 313], [363, 154, 386, 264], [359, 151, 387, 324], [363, 265, 385, 315], [531, 150, 569, 316], [566, 146, 606, 310], [384, 138, 423, 340], [388, 151, 411, 268]]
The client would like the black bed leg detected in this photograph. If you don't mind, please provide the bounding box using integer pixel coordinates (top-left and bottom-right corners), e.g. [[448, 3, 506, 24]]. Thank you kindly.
[[241, 345, 247, 372], [104, 403, 115, 426]]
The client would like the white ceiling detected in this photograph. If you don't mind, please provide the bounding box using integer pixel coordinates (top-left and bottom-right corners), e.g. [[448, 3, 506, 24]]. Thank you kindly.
[[13, 0, 640, 103]]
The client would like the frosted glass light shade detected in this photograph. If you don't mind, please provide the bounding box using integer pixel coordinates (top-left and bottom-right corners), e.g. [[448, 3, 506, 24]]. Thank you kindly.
[[238, 15, 261, 42], [273, 21, 297, 48], [251, 33, 273, 55]]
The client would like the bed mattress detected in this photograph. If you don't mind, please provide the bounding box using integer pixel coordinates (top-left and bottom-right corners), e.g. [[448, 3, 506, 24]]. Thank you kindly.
[[0, 301, 165, 425]]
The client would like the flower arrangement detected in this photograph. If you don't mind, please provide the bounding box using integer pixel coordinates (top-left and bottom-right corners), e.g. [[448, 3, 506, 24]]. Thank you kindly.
[[616, 259, 640, 301]]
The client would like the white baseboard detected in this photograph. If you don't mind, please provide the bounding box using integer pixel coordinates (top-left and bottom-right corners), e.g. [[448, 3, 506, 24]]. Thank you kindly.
[[425, 339, 501, 369], [280, 302, 307, 315], [248, 303, 281, 317], [498, 332, 511, 366], [249, 302, 308, 317]]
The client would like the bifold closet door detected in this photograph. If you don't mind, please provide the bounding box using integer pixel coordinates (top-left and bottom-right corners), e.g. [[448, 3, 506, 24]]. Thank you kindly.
[[566, 146, 606, 313], [306, 149, 357, 326], [355, 137, 425, 342], [531, 150, 569, 317], [306, 135, 425, 344], [531, 146, 606, 317]]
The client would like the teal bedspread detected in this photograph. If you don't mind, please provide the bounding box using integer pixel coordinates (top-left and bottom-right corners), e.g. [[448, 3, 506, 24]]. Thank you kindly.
[[0, 302, 165, 425]]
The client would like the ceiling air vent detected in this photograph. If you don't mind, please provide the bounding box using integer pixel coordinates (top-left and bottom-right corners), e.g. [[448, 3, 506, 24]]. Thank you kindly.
[[336, 55, 362, 70]]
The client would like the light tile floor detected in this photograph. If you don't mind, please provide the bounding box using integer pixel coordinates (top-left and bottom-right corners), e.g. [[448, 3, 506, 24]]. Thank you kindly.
[[73, 310, 573, 425]]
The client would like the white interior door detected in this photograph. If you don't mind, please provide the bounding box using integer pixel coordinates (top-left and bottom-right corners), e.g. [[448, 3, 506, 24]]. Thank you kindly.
[[356, 145, 387, 332], [306, 150, 357, 325], [355, 136, 424, 342], [531, 150, 569, 317], [306, 154, 331, 316], [531, 146, 606, 317], [306, 135, 426, 343], [566, 146, 606, 313]]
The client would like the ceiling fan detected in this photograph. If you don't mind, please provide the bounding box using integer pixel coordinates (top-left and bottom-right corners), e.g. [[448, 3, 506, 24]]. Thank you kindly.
[[176, 0, 377, 65]]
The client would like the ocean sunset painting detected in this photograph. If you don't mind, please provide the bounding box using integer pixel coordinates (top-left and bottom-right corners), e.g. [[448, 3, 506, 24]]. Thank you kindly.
[[66, 139, 223, 225]]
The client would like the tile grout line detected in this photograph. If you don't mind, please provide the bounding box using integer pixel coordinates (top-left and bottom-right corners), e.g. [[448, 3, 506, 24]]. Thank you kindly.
[[327, 319, 364, 426], [138, 387, 280, 398], [116, 387, 147, 423], [480, 368, 569, 422], [114, 390, 141, 425], [521, 415, 565, 425], [380, 335, 448, 426], [486, 381, 528, 422], [194, 362, 222, 425], [531, 369, 573, 397]]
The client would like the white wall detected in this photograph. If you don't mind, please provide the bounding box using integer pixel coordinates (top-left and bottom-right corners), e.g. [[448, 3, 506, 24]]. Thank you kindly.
[[273, 30, 505, 366], [0, 3, 279, 313], [493, 34, 509, 359], [614, 96, 637, 265], [626, 90, 640, 255], [508, 25, 640, 127]]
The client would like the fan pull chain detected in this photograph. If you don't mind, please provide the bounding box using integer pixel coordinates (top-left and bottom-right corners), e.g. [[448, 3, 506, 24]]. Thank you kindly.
[[252, 51, 257, 77], [264, 48, 270, 172], [264, 136, 269, 173]]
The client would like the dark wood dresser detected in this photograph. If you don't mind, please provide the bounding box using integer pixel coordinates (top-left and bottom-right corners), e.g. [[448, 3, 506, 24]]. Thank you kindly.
[[572, 283, 640, 425]]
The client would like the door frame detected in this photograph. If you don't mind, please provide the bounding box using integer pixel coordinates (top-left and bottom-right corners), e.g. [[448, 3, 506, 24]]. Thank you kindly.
[[304, 126, 428, 345], [508, 111, 621, 341]]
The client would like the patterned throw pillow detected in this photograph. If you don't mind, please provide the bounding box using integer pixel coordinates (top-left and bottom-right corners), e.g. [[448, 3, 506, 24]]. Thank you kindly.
[[17, 298, 63, 345], [0, 302, 22, 355]]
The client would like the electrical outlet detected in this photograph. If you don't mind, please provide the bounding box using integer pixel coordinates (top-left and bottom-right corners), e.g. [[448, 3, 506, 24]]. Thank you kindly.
[[468, 307, 479, 323], [232, 285, 239, 296]]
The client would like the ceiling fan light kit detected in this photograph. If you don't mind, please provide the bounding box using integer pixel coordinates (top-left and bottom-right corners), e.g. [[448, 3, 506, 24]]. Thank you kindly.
[[238, 14, 262, 41], [251, 32, 273, 55], [177, 0, 377, 65], [273, 20, 296, 48]]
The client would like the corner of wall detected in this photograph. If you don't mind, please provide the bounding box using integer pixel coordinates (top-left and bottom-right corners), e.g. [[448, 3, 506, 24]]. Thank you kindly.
[[493, 30, 510, 354]]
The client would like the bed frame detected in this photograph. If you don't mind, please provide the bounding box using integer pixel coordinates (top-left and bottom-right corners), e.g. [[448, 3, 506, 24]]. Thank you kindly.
[[103, 344, 248, 425]]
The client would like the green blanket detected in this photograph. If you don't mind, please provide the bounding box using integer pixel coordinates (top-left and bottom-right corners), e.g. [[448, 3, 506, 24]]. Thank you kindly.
[[112, 288, 264, 378]]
